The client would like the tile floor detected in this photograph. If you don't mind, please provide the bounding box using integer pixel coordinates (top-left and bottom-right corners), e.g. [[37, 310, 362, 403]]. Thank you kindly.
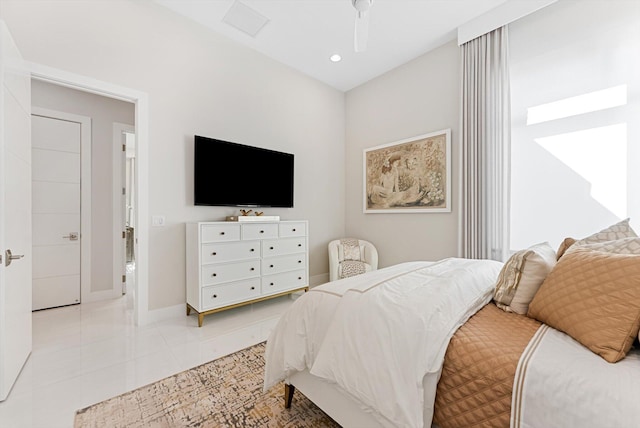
[[0, 280, 296, 428]]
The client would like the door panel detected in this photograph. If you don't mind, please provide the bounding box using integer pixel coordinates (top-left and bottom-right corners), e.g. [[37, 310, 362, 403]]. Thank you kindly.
[[32, 149, 80, 183], [0, 20, 32, 401], [32, 275, 80, 310], [31, 115, 81, 311], [32, 182, 81, 213], [33, 245, 80, 278], [32, 213, 80, 245], [31, 116, 79, 152]]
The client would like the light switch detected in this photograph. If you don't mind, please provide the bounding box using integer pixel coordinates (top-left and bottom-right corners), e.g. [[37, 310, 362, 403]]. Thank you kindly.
[[152, 215, 165, 226]]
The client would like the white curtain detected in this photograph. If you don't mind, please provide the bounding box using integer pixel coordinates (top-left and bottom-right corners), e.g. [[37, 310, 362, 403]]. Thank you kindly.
[[458, 26, 511, 261]]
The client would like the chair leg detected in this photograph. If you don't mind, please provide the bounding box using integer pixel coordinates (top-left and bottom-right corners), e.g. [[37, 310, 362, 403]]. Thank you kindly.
[[284, 383, 295, 408]]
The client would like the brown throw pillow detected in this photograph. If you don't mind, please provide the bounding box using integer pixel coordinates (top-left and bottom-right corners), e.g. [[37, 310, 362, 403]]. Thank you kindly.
[[555, 237, 576, 260], [527, 248, 640, 363]]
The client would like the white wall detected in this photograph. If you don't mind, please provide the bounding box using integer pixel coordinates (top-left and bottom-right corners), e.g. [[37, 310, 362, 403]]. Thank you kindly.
[[31, 80, 135, 293], [345, 40, 460, 267], [509, 0, 640, 250], [1, 0, 345, 310]]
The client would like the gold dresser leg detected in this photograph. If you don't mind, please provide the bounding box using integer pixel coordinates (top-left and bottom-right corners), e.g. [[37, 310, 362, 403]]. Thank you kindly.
[[198, 313, 204, 327], [186, 304, 191, 316]]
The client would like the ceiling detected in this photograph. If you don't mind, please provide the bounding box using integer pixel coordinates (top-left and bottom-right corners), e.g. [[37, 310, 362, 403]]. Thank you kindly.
[[155, 0, 509, 92]]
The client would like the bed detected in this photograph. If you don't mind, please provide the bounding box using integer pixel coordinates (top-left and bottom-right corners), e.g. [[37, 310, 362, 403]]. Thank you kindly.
[[262, 220, 640, 428]]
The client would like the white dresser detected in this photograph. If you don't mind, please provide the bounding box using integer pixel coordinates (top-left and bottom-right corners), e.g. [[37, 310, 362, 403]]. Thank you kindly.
[[186, 220, 309, 326]]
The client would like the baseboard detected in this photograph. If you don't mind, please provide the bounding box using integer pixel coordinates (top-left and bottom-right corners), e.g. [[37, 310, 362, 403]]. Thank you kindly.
[[82, 288, 121, 303], [309, 273, 329, 288], [146, 303, 185, 324]]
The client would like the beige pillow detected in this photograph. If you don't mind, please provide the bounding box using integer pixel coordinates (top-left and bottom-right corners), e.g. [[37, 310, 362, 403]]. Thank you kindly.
[[493, 242, 557, 315], [556, 219, 637, 260], [527, 248, 640, 363], [566, 236, 640, 255], [574, 218, 637, 246]]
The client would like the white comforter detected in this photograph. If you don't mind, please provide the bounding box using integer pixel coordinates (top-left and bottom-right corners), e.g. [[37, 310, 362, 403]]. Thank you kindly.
[[263, 258, 503, 428], [512, 325, 640, 428]]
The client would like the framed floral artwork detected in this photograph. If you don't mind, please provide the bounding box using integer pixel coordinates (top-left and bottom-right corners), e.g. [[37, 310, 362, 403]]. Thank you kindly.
[[363, 129, 451, 213]]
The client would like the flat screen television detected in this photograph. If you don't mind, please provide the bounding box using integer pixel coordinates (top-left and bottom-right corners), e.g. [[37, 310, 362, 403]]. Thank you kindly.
[[194, 135, 294, 207]]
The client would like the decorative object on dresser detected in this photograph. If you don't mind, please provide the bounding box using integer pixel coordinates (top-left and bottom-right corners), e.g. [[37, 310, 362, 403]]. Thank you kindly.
[[226, 215, 281, 222], [186, 220, 309, 327]]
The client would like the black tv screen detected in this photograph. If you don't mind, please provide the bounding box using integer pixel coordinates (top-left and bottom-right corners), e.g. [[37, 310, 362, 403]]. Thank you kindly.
[[194, 136, 294, 208]]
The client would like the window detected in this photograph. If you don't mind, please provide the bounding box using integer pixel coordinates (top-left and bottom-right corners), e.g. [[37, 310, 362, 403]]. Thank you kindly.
[[509, 0, 640, 251]]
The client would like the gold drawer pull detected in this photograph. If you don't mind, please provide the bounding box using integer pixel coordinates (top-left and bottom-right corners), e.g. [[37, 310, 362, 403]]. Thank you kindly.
[[260, 230, 264, 234], [298, 277, 302, 280], [269, 246, 274, 250], [211, 273, 217, 277], [211, 252, 217, 256], [298, 260, 302, 263], [251, 286, 255, 290], [250, 267, 255, 271], [292, 228, 296, 232], [269, 264, 274, 268], [270, 282, 274, 286], [250, 248, 255, 252], [220, 231, 225, 235], [212, 294, 217, 298]]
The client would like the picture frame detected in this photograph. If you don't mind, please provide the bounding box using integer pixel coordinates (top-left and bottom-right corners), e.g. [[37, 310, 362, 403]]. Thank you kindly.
[[363, 128, 451, 213]]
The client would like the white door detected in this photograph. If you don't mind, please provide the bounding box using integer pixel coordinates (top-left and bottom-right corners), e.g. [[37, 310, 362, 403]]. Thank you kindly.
[[31, 115, 82, 310], [0, 21, 32, 401], [113, 124, 135, 295]]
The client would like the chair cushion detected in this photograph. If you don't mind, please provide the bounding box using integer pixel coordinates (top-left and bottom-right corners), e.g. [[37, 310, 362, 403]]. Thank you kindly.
[[339, 261, 370, 279], [338, 238, 364, 261]]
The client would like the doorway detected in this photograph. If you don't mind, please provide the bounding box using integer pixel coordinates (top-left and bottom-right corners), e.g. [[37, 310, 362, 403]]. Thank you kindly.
[[31, 80, 135, 310], [113, 123, 136, 296], [29, 63, 150, 326]]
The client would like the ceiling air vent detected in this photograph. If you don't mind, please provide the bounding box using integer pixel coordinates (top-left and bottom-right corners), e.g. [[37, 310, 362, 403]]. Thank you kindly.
[[222, 1, 270, 38]]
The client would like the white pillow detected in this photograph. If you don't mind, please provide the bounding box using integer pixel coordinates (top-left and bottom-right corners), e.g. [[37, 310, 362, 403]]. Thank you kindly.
[[493, 242, 557, 315]]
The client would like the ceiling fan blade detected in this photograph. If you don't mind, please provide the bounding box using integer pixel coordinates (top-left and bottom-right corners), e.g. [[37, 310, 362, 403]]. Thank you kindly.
[[354, 11, 370, 52]]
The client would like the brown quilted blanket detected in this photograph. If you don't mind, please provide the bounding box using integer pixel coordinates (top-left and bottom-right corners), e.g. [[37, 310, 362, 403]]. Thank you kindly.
[[432, 303, 541, 427]]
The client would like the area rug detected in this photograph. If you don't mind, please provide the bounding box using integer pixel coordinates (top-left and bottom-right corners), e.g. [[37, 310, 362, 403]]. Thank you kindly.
[[74, 342, 340, 427]]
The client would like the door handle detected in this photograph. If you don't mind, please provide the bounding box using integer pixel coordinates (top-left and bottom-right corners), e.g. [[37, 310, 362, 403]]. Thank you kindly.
[[5, 249, 24, 267], [63, 232, 79, 241]]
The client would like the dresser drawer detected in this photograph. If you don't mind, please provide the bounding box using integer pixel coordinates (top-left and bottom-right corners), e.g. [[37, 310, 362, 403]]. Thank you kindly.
[[261, 253, 306, 275], [262, 269, 306, 294], [201, 241, 260, 264], [262, 237, 306, 257], [242, 223, 279, 240], [279, 222, 306, 238], [202, 260, 261, 286], [201, 224, 240, 243], [201, 279, 261, 310]]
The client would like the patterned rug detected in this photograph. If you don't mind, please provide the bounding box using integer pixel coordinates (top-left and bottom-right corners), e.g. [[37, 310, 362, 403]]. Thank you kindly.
[[74, 342, 340, 427]]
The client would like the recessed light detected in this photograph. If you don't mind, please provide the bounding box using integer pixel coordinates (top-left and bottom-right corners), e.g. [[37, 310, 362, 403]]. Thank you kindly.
[[330, 54, 342, 63]]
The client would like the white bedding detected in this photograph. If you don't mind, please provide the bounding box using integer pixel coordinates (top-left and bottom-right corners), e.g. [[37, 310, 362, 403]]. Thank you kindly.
[[512, 325, 640, 428], [263, 258, 503, 428]]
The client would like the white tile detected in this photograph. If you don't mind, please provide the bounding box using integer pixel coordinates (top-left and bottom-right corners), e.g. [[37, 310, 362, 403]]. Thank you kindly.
[[0, 293, 295, 428]]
